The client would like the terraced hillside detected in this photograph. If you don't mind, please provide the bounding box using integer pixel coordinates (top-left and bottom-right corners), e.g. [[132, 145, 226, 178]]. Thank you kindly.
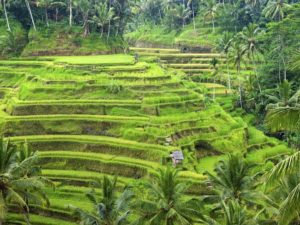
[[0, 52, 291, 224], [131, 46, 256, 97]]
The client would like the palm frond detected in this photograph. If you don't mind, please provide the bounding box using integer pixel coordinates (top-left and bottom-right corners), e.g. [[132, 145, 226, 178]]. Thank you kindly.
[[278, 183, 300, 225], [267, 152, 300, 185], [265, 107, 300, 132]]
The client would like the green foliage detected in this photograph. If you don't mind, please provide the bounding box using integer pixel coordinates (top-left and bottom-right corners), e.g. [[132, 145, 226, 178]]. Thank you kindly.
[[133, 167, 203, 225], [22, 24, 125, 56], [0, 19, 27, 57], [0, 138, 51, 224]]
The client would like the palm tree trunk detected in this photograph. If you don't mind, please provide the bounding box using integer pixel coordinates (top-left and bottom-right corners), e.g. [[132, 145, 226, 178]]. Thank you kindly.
[[278, 61, 281, 84], [192, 5, 196, 30], [212, 18, 215, 33], [3, 0, 11, 32], [25, 0, 36, 31], [101, 26, 104, 38], [238, 69, 243, 108], [55, 8, 58, 23], [252, 57, 262, 94], [107, 20, 111, 42], [213, 78, 216, 101], [45, 7, 49, 27], [282, 55, 287, 81], [226, 56, 231, 90], [69, 0, 72, 27]]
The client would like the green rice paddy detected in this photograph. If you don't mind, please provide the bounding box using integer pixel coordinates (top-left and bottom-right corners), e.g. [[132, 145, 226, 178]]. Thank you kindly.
[[0, 48, 291, 224]]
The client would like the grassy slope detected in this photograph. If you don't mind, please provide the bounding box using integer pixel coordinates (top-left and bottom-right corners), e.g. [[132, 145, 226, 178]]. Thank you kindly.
[[0, 19, 27, 57], [125, 17, 221, 49], [22, 23, 126, 56], [0, 52, 292, 224]]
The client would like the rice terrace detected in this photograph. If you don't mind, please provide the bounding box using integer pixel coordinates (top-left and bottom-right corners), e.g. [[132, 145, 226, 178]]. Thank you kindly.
[[0, 0, 299, 224]]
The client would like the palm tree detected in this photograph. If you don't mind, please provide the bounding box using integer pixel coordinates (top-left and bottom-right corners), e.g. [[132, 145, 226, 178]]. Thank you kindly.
[[1, 0, 11, 32], [94, 2, 115, 38], [204, 200, 257, 225], [267, 152, 300, 225], [205, 154, 262, 204], [217, 32, 233, 90], [74, 0, 92, 37], [263, 0, 291, 21], [203, 0, 218, 33], [228, 40, 245, 108], [265, 82, 300, 224], [265, 82, 300, 132], [50, 1, 66, 23], [174, 4, 192, 29], [240, 23, 263, 94], [71, 176, 133, 225], [210, 57, 219, 100], [36, 0, 53, 27], [68, 0, 72, 27], [24, 0, 36, 31], [133, 167, 203, 225], [245, 0, 258, 8], [0, 138, 50, 224], [290, 49, 300, 71]]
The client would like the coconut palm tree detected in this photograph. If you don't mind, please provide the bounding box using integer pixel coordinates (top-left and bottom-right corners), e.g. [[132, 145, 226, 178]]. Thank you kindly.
[[74, 0, 92, 37], [133, 167, 203, 225], [203, 200, 257, 225], [71, 176, 133, 225], [24, 0, 36, 31], [228, 40, 245, 108], [290, 49, 300, 71], [68, 0, 72, 27], [1, 0, 11, 32], [50, 1, 66, 23], [265, 82, 300, 132], [0, 138, 50, 224], [267, 152, 300, 225], [217, 32, 234, 90], [205, 154, 263, 205], [245, 0, 259, 8], [36, 0, 53, 27], [94, 2, 115, 38], [203, 0, 218, 33], [240, 23, 263, 94], [263, 0, 291, 21]]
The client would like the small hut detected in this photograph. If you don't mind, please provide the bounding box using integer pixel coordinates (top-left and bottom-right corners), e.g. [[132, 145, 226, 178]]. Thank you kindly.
[[170, 150, 184, 167]]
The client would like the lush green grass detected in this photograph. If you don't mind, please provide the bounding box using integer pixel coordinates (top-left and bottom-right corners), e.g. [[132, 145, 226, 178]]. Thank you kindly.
[[50, 54, 134, 65], [22, 23, 125, 56], [125, 21, 221, 48]]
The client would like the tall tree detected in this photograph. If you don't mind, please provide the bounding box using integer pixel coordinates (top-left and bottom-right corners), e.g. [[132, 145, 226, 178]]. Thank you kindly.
[[74, 0, 92, 37], [204, 200, 257, 225], [37, 0, 53, 27], [1, 0, 11, 32], [24, 0, 37, 31], [267, 152, 300, 225], [71, 176, 133, 225], [240, 23, 263, 94], [217, 31, 233, 90], [263, 0, 291, 21], [205, 153, 262, 204], [203, 0, 218, 33], [229, 40, 245, 108], [0, 138, 51, 224], [68, 0, 72, 27], [133, 167, 203, 225]]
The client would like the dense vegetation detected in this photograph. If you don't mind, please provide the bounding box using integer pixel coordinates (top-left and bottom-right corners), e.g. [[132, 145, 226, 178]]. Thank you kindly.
[[0, 0, 299, 225]]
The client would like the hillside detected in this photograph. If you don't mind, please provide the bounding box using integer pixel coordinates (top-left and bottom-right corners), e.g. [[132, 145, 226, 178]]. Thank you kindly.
[[0, 49, 292, 224], [1, 0, 300, 224]]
